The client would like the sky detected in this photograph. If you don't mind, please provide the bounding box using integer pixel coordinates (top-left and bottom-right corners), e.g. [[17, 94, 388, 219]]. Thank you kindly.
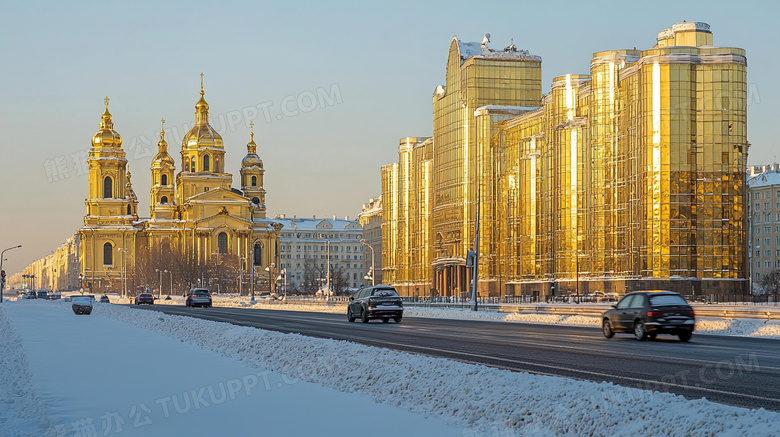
[[1, 0, 779, 275]]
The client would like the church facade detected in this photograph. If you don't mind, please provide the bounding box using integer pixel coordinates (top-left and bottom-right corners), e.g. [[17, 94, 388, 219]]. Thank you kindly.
[[78, 79, 282, 295]]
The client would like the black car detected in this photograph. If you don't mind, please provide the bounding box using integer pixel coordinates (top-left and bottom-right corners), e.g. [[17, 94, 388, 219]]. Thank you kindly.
[[36, 290, 48, 299], [602, 291, 695, 342], [347, 285, 403, 323], [135, 293, 155, 305], [99, 295, 110, 303], [186, 288, 212, 307]]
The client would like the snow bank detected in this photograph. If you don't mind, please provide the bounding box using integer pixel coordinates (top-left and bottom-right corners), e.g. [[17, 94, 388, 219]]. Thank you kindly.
[[93, 304, 780, 436], [0, 306, 53, 436]]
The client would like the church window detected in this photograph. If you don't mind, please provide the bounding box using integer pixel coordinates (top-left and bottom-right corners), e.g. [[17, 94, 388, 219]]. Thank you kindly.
[[161, 196, 168, 205], [190, 157, 196, 172], [184, 161, 189, 171], [252, 197, 260, 205], [203, 155, 210, 172], [161, 174, 168, 186], [103, 176, 113, 198], [103, 242, 113, 266], [126, 205, 131, 215], [217, 232, 228, 254], [251, 176, 257, 187], [215, 159, 220, 173], [254, 243, 262, 266]]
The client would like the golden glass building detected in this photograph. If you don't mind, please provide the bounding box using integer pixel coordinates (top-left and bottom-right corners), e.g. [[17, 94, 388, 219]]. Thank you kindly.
[[383, 22, 749, 298], [78, 79, 282, 295]]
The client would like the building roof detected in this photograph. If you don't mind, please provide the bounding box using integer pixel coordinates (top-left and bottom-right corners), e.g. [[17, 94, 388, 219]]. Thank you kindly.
[[748, 169, 780, 188], [273, 217, 361, 232]]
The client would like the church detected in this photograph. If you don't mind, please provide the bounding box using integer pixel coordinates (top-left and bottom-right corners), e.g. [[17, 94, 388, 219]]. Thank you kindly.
[[78, 77, 282, 295]]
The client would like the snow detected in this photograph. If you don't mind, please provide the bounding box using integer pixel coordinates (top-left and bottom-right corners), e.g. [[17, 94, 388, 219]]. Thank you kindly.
[[2, 301, 459, 437], [4, 300, 780, 436]]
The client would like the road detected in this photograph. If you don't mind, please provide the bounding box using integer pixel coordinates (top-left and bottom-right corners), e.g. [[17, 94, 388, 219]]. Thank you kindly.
[[134, 304, 780, 411]]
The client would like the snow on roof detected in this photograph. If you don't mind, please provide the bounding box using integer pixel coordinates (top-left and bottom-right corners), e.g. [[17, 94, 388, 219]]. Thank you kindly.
[[748, 170, 780, 188], [273, 217, 360, 231], [457, 40, 541, 64], [474, 105, 541, 117]]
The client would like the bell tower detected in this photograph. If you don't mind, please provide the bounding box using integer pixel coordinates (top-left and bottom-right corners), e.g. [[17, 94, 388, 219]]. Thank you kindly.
[[150, 118, 177, 220], [240, 121, 267, 218]]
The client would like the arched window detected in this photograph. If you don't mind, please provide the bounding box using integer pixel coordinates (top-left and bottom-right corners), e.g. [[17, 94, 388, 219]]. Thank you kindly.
[[203, 155, 210, 172], [251, 197, 260, 205], [190, 157, 196, 172], [126, 205, 131, 215], [254, 243, 262, 266], [103, 176, 113, 198], [215, 159, 220, 173], [103, 242, 113, 266], [184, 161, 189, 171], [217, 232, 228, 254], [160, 196, 168, 205], [251, 176, 257, 187], [161, 174, 168, 186]]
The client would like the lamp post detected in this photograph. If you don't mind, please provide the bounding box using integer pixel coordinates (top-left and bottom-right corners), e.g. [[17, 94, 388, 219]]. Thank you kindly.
[[169, 270, 173, 296], [155, 269, 166, 299], [0, 244, 22, 303], [117, 248, 129, 298], [265, 263, 275, 295], [250, 249, 256, 303], [360, 239, 375, 286]]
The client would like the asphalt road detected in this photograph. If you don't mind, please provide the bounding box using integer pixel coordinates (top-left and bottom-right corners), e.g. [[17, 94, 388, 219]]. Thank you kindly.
[[134, 304, 780, 411]]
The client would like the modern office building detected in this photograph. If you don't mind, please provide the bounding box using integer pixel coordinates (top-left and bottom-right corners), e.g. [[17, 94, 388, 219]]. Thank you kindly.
[[747, 164, 780, 292], [383, 22, 749, 298]]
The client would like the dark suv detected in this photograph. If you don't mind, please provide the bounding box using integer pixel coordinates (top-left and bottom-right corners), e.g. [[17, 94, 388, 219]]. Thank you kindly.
[[347, 285, 403, 323], [186, 288, 212, 308], [602, 291, 695, 342]]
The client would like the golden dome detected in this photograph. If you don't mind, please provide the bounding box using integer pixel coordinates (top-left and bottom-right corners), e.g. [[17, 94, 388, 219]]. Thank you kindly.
[[183, 74, 223, 149], [242, 122, 263, 168], [152, 118, 175, 167], [92, 97, 122, 148]]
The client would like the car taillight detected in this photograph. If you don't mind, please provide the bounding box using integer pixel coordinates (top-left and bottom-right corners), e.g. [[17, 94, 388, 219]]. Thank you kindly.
[[683, 310, 695, 317], [208, 296, 212, 299], [647, 311, 663, 317]]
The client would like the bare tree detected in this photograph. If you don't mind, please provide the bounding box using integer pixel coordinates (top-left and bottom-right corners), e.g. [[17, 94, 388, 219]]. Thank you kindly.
[[759, 270, 780, 296]]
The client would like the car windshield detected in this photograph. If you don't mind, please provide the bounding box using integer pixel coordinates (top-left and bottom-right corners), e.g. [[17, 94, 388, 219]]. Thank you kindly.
[[649, 294, 689, 307], [194, 291, 210, 296], [72, 297, 92, 305], [372, 289, 398, 297], [140, 294, 152, 298]]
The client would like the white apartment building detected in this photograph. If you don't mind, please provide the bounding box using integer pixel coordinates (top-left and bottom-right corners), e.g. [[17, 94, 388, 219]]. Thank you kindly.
[[747, 164, 780, 292], [275, 215, 367, 293]]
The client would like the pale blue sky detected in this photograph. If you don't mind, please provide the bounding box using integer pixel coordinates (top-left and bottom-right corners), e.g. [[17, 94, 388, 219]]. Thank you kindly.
[[1, 0, 778, 274]]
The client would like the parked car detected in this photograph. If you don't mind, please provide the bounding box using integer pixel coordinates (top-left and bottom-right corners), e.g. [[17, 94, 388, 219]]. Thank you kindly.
[[601, 291, 695, 342], [36, 290, 49, 299], [185, 288, 212, 307], [48, 293, 62, 300], [99, 295, 110, 303], [21, 291, 37, 299], [135, 293, 155, 305], [347, 285, 403, 323], [71, 296, 93, 315]]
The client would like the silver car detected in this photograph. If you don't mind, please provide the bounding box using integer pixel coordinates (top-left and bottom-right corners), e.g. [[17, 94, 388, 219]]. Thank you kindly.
[[185, 288, 212, 308]]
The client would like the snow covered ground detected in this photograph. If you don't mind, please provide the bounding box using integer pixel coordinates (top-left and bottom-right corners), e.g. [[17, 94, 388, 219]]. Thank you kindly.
[[3, 299, 780, 436]]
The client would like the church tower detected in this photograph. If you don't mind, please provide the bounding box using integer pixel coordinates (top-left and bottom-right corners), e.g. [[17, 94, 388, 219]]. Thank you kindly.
[[176, 74, 232, 203], [80, 97, 138, 294], [84, 97, 135, 226], [240, 121, 267, 218], [150, 119, 177, 220]]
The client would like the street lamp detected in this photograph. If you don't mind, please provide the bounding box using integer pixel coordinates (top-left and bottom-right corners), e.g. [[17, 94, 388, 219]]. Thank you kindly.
[[264, 263, 275, 295], [360, 239, 375, 286], [155, 269, 167, 299], [0, 244, 22, 303]]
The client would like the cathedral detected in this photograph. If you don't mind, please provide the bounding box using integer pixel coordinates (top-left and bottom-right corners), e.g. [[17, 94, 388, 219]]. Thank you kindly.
[[78, 77, 282, 295]]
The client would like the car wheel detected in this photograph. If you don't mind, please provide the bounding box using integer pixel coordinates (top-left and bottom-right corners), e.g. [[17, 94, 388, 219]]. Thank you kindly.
[[361, 309, 369, 323], [602, 319, 614, 338], [678, 330, 692, 342], [347, 308, 355, 323], [394, 317, 402, 324], [648, 333, 657, 341], [634, 321, 648, 341]]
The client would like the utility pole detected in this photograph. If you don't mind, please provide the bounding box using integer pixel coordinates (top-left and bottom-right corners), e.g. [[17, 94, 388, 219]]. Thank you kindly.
[[470, 187, 481, 312]]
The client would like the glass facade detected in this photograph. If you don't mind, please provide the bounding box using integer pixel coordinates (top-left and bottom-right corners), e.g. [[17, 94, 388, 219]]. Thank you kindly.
[[383, 23, 749, 297]]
